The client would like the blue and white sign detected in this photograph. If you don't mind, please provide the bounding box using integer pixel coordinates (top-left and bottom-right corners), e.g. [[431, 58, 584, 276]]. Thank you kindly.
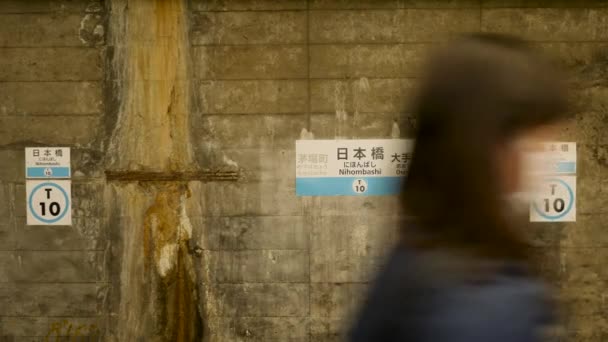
[[530, 176, 576, 222], [296, 139, 414, 196], [25, 147, 70, 179], [26, 180, 71, 225], [529, 142, 576, 222], [524, 142, 576, 176]]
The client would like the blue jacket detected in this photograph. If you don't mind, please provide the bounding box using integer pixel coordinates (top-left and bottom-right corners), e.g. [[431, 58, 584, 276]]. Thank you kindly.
[[349, 247, 554, 342]]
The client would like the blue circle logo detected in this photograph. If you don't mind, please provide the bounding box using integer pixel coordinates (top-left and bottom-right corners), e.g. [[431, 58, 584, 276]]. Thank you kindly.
[[532, 178, 574, 220], [28, 182, 70, 224]]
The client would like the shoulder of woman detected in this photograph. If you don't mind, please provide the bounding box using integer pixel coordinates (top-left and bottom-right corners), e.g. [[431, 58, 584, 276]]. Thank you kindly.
[[422, 276, 554, 341]]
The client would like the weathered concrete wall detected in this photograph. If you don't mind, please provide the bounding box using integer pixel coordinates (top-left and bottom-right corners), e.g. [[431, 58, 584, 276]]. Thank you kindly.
[[0, 0, 108, 340], [1, 0, 608, 341], [191, 1, 608, 341]]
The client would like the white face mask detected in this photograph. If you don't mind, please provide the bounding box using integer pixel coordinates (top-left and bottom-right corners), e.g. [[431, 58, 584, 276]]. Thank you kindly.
[[502, 123, 565, 219], [503, 142, 550, 218]]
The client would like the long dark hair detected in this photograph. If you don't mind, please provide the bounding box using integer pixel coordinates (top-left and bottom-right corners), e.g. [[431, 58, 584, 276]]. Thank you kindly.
[[402, 33, 571, 261]]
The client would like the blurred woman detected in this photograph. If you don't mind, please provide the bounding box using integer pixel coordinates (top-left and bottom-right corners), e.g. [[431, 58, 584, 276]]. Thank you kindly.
[[349, 33, 571, 342]]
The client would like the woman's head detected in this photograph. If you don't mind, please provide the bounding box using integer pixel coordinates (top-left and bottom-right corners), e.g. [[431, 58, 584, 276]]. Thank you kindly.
[[403, 33, 571, 260]]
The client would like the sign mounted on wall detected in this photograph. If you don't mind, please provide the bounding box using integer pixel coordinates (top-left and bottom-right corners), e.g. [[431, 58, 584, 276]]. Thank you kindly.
[[530, 142, 576, 222], [25, 147, 71, 178], [26, 180, 72, 225], [295, 139, 414, 196], [25, 147, 72, 226]]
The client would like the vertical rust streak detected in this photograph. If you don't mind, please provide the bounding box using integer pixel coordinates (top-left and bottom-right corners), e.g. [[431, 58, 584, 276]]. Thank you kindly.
[[108, 0, 202, 340], [108, 0, 193, 172], [141, 184, 201, 341]]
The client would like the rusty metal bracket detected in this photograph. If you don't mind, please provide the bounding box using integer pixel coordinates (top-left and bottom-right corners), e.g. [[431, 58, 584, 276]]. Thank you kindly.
[[105, 170, 239, 182]]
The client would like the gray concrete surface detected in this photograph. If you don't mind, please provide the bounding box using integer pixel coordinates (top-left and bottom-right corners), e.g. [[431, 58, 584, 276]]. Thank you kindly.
[[0, 0, 607, 341]]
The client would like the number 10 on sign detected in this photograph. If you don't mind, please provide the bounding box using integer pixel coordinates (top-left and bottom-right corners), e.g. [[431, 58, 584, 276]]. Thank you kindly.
[[26, 180, 72, 225], [530, 176, 576, 222]]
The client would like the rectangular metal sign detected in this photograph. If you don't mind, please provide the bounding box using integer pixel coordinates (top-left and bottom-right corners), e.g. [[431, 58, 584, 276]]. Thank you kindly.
[[295, 139, 414, 196], [25, 147, 71, 178], [26, 179, 72, 226], [26, 147, 72, 226], [530, 142, 576, 222]]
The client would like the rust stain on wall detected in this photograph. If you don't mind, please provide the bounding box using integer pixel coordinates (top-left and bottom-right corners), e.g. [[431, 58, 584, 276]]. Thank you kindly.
[[107, 0, 202, 340], [141, 183, 201, 341], [108, 0, 193, 172]]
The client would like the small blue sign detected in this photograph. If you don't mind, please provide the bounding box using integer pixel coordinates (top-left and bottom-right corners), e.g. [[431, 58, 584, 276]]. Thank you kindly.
[[555, 161, 576, 174], [296, 177, 403, 196], [26, 167, 71, 178], [25, 147, 71, 179]]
